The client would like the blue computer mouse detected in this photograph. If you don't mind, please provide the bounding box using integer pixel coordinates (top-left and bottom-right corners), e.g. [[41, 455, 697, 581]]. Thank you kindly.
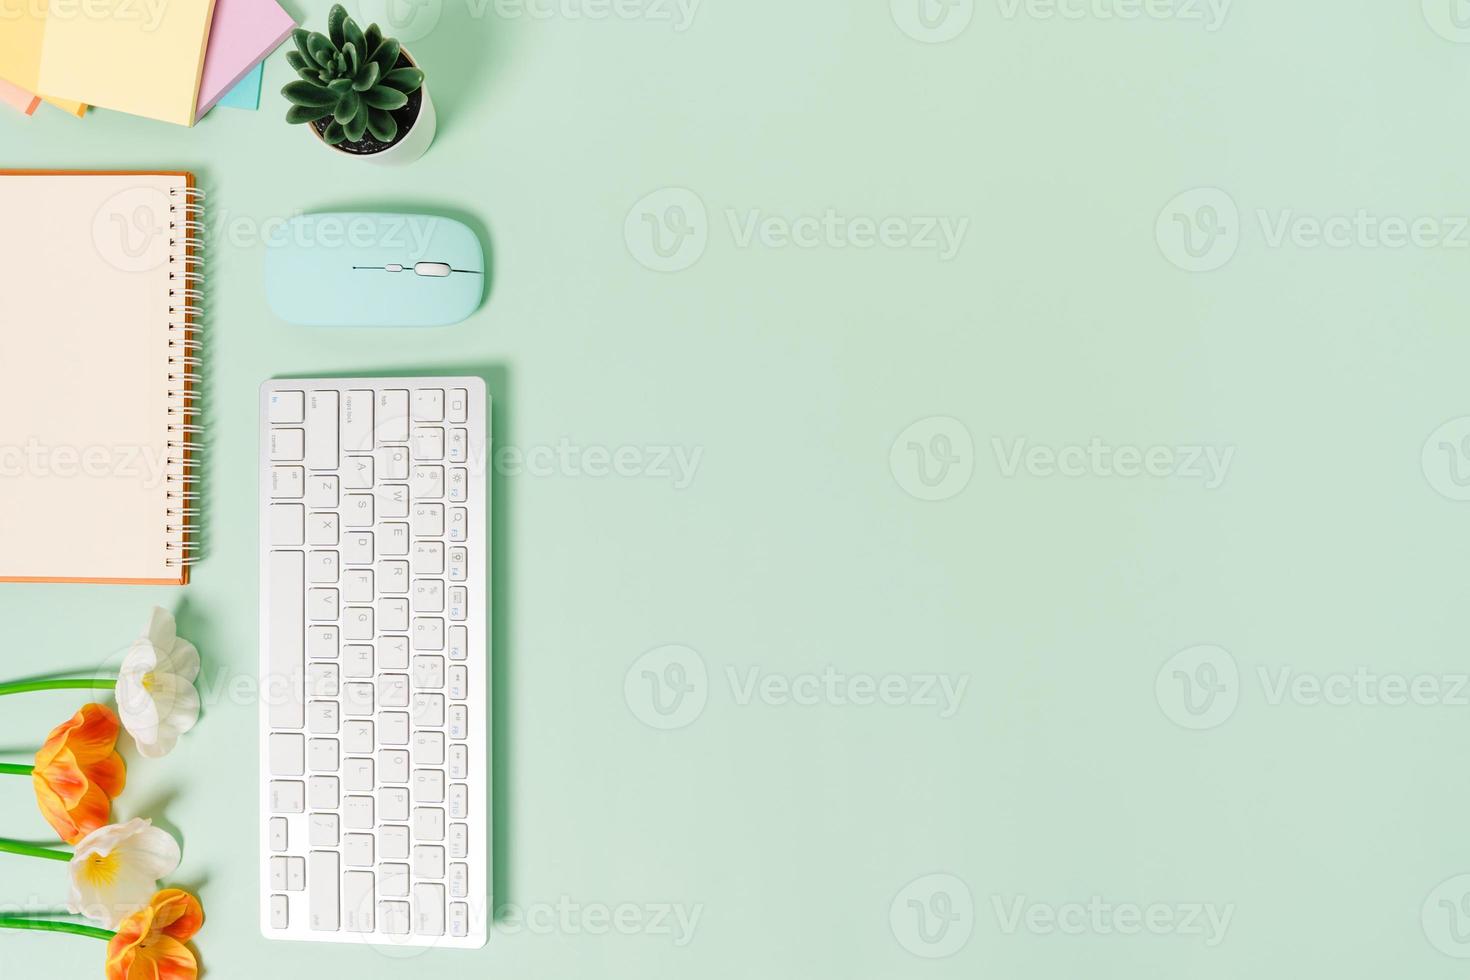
[[264, 212, 485, 327]]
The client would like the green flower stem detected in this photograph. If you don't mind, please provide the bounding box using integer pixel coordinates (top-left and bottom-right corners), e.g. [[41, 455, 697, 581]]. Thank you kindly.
[[0, 916, 114, 941], [0, 838, 71, 862], [0, 679, 116, 697], [0, 764, 33, 776]]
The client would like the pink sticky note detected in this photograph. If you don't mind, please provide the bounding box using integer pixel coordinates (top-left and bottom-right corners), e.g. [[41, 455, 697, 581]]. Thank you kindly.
[[0, 79, 41, 116], [194, 0, 295, 121]]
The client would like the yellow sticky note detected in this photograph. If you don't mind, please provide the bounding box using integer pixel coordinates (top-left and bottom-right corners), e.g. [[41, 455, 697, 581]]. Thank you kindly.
[[0, 0, 215, 126]]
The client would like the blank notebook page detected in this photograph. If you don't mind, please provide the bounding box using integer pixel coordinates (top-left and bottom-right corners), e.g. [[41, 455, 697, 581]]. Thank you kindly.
[[0, 173, 196, 584]]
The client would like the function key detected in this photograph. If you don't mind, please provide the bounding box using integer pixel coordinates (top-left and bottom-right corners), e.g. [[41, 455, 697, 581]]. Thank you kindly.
[[269, 389, 305, 424]]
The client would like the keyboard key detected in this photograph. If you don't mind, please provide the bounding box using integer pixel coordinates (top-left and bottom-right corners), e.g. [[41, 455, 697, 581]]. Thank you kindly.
[[380, 862, 410, 898], [381, 826, 410, 860], [413, 883, 445, 936], [344, 757, 374, 792], [309, 851, 340, 931], [307, 475, 339, 509], [343, 872, 375, 933], [413, 579, 444, 613], [344, 455, 374, 489], [270, 467, 305, 499], [269, 504, 304, 544], [448, 704, 467, 739], [380, 786, 410, 821], [307, 701, 339, 734], [308, 513, 338, 546], [378, 560, 410, 593], [411, 465, 444, 499], [448, 626, 467, 662], [412, 503, 444, 537], [271, 856, 305, 892], [342, 390, 375, 452], [449, 666, 468, 700], [379, 673, 410, 708], [343, 532, 374, 564], [380, 522, 411, 556], [413, 427, 445, 459], [379, 750, 410, 783], [269, 389, 305, 424], [270, 893, 289, 929], [448, 507, 467, 542], [270, 817, 288, 852], [448, 467, 467, 502], [413, 618, 444, 651], [448, 429, 467, 463], [414, 844, 445, 879], [413, 542, 444, 575], [307, 550, 339, 584], [307, 625, 339, 660], [343, 720, 374, 754], [310, 813, 339, 846], [344, 833, 374, 868], [414, 808, 446, 842], [307, 587, 338, 622], [413, 694, 445, 728], [343, 795, 375, 830], [378, 445, 409, 480], [379, 901, 410, 935], [413, 731, 445, 765], [449, 587, 467, 621], [270, 428, 304, 461], [270, 781, 305, 813], [343, 681, 374, 716], [308, 738, 339, 772], [380, 636, 410, 670], [308, 663, 339, 698], [344, 569, 373, 603], [269, 734, 303, 776], [449, 822, 468, 858], [306, 391, 339, 470], [308, 775, 339, 809], [449, 744, 468, 780], [449, 783, 467, 819], [381, 597, 410, 632], [414, 769, 445, 803], [344, 494, 374, 528], [449, 862, 468, 898], [450, 902, 469, 937], [413, 656, 445, 690], [448, 388, 469, 423], [379, 390, 410, 441], [413, 388, 444, 422], [377, 483, 409, 518], [448, 547, 467, 582], [379, 713, 410, 745], [343, 606, 374, 640]]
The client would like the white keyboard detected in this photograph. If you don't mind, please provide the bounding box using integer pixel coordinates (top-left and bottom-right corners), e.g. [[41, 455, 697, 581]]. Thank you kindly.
[[258, 377, 489, 949]]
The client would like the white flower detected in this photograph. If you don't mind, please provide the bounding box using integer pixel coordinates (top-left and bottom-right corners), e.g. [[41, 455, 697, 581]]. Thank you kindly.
[[67, 819, 182, 928], [116, 607, 200, 759]]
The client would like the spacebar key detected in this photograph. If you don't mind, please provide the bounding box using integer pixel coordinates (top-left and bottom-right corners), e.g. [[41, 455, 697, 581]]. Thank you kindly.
[[268, 550, 305, 729]]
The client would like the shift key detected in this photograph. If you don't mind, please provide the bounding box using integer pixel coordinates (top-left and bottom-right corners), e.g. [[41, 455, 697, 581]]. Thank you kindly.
[[306, 390, 339, 469]]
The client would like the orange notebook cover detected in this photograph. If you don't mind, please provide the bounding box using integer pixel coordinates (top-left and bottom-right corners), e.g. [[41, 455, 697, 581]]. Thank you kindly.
[[0, 170, 202, 584]]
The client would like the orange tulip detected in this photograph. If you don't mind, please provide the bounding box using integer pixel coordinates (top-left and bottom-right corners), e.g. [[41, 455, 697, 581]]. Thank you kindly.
[[105, 889, 203, 980], [32, 704, 126, 844]]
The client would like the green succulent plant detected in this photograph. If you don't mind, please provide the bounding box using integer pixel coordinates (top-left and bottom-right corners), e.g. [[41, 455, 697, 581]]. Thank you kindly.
[[282, 4, 425, 146]]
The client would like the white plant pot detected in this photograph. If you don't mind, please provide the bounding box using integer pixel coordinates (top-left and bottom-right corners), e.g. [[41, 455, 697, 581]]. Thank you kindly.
[[311, 53, 436, 165]]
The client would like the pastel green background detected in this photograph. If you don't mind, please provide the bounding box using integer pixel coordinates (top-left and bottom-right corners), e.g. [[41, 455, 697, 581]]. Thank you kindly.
[[4, 0, 1470, 976]]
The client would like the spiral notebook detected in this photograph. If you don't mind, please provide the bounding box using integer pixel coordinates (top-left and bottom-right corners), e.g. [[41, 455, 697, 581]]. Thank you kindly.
[[0, 171, 203, 584]]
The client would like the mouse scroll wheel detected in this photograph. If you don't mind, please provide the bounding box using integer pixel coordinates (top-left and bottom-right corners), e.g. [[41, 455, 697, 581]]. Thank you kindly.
[[414, 262, 453, 277]]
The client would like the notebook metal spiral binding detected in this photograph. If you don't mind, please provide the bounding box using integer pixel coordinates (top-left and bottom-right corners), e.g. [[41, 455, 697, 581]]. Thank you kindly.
[[165, 185, 205, 569]]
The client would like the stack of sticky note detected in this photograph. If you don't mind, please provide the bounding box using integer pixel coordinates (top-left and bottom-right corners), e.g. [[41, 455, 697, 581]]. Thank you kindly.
[[0, 0, 293, 125]]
